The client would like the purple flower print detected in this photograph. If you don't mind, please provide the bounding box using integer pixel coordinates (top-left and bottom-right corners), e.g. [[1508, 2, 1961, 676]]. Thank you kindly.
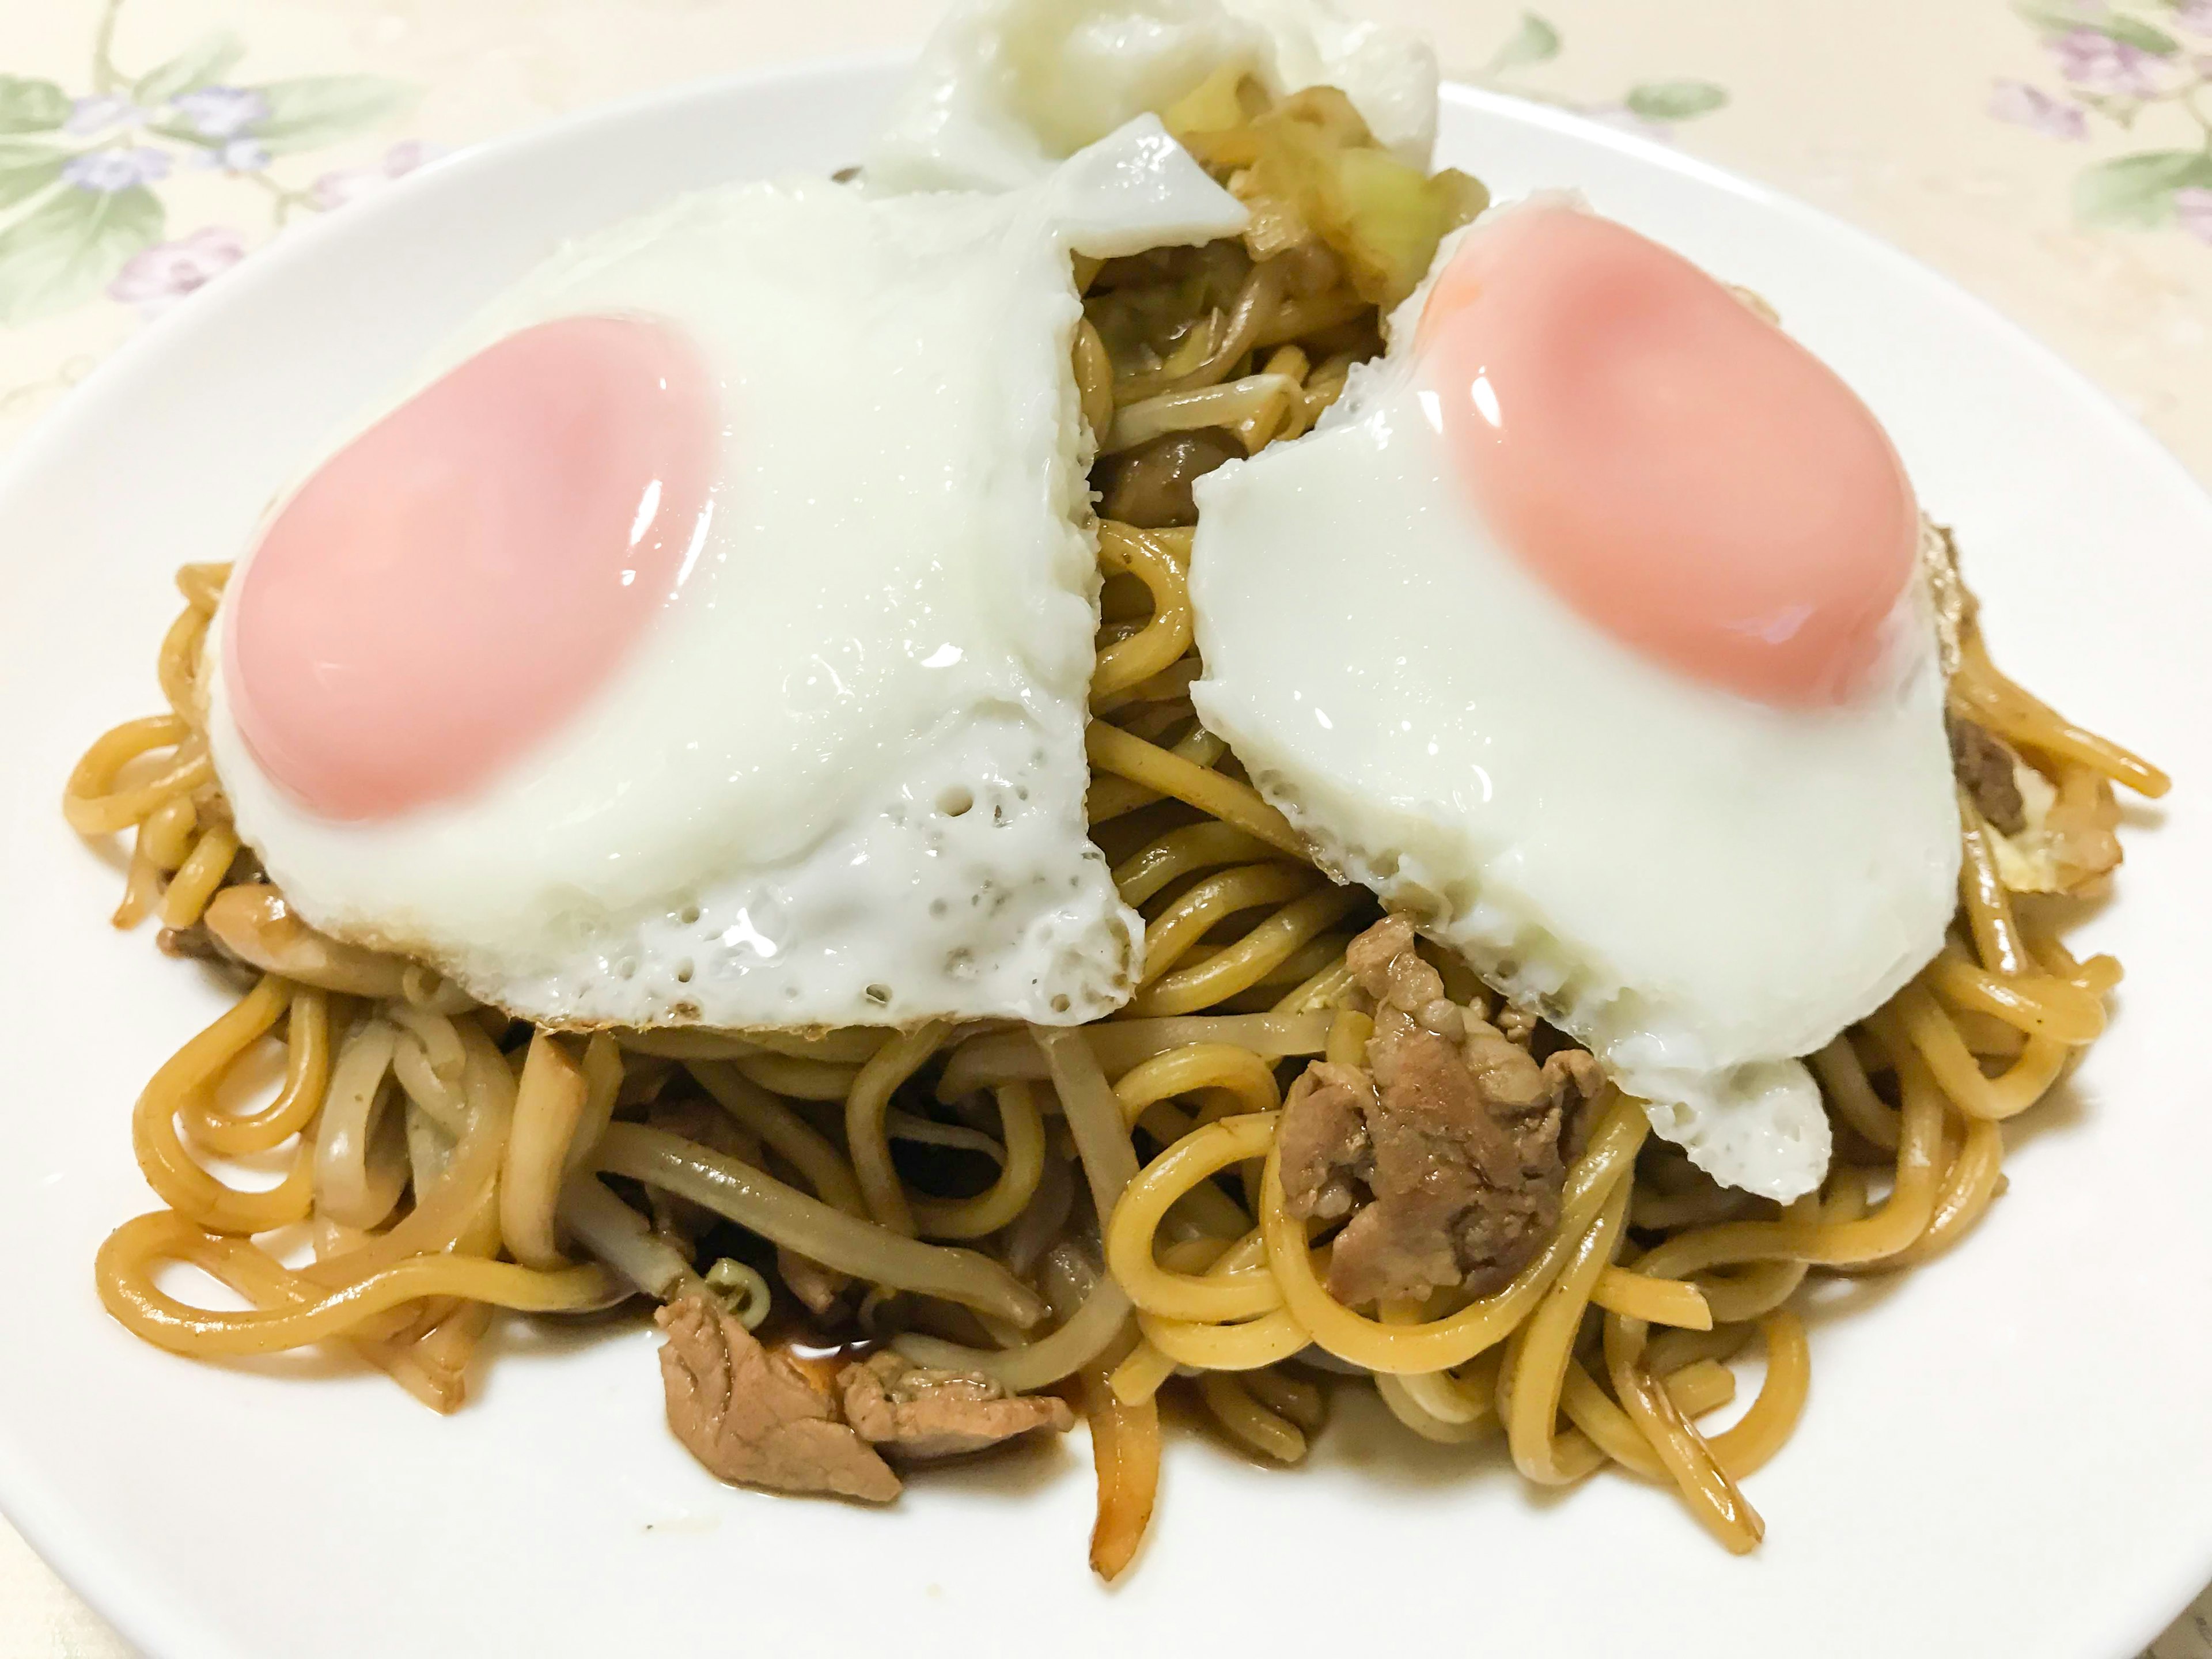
[[2174, 0, 2212, 34], [170, 85, 269, 141], [192, 137, 272, 173], [64, 93, 142, 136], [2048, 28, 2164, 97], [61, 147, 171, 192], [306, 138, 447, 210], [2177, 187, 2212, 244], [1988, 79, 2088, 140], [107, 226, 248, 317], [380, 138, 444, 175]]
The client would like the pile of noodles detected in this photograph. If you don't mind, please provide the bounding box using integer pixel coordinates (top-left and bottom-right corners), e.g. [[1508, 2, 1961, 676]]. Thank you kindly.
[[65, 81, 2168, 1580]]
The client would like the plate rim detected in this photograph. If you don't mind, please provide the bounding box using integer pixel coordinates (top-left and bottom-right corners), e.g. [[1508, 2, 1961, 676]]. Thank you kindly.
[[1, 56, 2206, 1659]]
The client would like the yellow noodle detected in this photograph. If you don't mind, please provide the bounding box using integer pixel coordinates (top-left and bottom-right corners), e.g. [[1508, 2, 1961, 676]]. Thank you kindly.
[[1074, 317, 1115, 440], [156, 823, 238, 929], [1952, 630, 2169, 796], [1557, 1358, 1739, 1478], [1810, 1032, 1898, 1152], [1127, 886, 1367, 1017], [1590, 1266, 1713, 1331], [1112, 1042, 1281, 1124], [156, 601, 209, 716], [1270, 953, 1355, 1016], [1138, 1303, 1307, 1371], [842, 1020, 950, 1237], [1138, 863, 1320, 983], [1109, 1338, 1180, 1406], [1895, 981, 2071, 1121], [1927, 950, 2104, 1043], [131, 975, 316, 1234], [1956, 793, 2033, 976], [97, 1210, 617, 1357], [1085, 720, 1302, 853], [1506, 1178, 1630, 1486], [1092, 522, 1194, 702], [65, 714, 210, 835], [182, 987, 328, 1157], [1108, 1113, 1282, 1321], [1112, 821, 1290, 907], [74, 176, 2160, 1574]]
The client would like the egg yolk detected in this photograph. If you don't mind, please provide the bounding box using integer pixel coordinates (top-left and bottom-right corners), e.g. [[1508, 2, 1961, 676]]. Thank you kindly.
[[225, 315, 719, 820], [1418, 205, 1918, 707]]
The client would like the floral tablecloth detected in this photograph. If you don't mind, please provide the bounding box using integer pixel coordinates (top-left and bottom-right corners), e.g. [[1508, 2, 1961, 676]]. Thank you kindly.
[[2, 1, 2206, 1654]]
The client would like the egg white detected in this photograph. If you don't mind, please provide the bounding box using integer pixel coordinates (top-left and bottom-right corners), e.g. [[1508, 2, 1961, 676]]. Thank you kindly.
[[1187, 221, 1961, 1200], [865, 0, 1438, 194], [208, 123, 1247, 1032]]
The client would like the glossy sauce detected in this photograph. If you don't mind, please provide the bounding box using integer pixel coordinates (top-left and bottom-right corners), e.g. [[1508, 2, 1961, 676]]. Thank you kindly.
[[1416, 204, 1918, 707]]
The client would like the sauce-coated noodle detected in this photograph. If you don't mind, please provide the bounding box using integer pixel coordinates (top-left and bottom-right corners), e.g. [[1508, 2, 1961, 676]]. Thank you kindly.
[[68, 136, 2158, 1573]]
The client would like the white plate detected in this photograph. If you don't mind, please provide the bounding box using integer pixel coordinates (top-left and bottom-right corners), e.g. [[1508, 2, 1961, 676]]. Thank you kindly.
[[2, 56, 2208, 1659]]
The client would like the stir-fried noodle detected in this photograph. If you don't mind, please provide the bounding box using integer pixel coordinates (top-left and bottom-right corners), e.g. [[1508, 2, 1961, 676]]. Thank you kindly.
[[67, 83, 2167, 1577]]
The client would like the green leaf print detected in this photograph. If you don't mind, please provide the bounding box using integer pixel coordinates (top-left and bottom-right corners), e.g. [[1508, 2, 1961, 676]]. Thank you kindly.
[[0, 183, 162, 324], [1485, 14, 1562, 74], [1625, 80, 1730, 122], [0, 141, 65, 208], [132, 29, 247, 106], [2012, 0, 2181, 54], [0, 77, 70, 135], [248, 75, 414, 154], [2071, 149, 2212, 227], [2097, 14, 2181, 54]]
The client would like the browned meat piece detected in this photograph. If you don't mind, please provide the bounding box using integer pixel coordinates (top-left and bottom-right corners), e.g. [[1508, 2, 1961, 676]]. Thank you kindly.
[[1282, 916, 1604, 1306], [1278, 1063, 1375, 1223], [1948, 715, 2026, 835], [835, 1350, 1074, 1461], [1094, 429, 1243, 527], [1495, 1002, 1539, 1048], [656, 1296, 899, 1502]]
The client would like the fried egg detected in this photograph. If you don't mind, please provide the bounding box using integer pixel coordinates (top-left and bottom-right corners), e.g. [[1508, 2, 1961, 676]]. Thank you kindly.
[[866, 0, 1438, 193], [205, 121, 1247, 1032], [1188, 200, 1961, 1199]]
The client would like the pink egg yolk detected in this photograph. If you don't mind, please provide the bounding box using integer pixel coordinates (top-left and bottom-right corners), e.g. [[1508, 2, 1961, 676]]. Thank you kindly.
[[1417, 205, 1918, 707], [224, 315, 719, 821]]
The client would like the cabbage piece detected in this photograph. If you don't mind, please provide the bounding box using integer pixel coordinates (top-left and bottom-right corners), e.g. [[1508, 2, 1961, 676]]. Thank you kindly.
[[1183, 86, 1486, 306]]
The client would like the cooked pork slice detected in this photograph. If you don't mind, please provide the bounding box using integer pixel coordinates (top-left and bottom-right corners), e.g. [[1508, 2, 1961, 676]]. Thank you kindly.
[[1282, 916, 1603, 1306], [1948, 715, 2027, 836], [656, 1296, 899, 1503], [836, 1350, 1074, 1461]]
